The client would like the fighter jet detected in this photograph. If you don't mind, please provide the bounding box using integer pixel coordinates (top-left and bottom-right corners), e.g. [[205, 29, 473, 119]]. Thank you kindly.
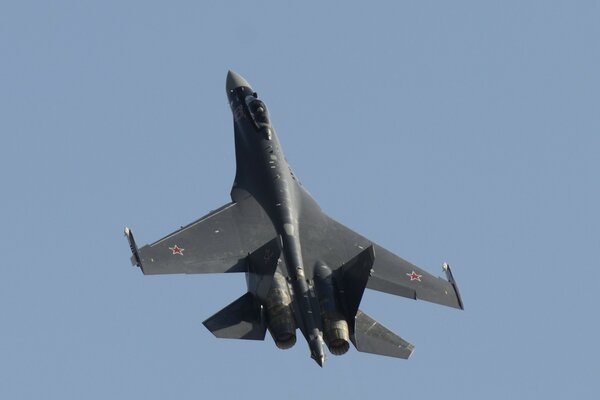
[[125, 70, 463, 367]]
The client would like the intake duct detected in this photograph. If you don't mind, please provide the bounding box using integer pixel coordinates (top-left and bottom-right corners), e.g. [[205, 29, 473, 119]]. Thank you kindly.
[[265, 272, 297, 349], [314, 263, 350, 356]]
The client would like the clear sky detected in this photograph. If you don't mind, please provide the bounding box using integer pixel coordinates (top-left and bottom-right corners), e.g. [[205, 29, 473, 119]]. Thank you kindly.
[[1, 1, 599, 399]]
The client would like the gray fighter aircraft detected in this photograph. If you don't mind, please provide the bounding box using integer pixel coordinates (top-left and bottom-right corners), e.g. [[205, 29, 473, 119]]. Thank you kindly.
[[125, 71, 463, 367]]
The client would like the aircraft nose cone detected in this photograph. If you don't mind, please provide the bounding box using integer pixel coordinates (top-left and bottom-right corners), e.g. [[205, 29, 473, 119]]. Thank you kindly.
[[313, 353, 325, 368], [226, 70, 252, 92], [309, 335, 326, 367]]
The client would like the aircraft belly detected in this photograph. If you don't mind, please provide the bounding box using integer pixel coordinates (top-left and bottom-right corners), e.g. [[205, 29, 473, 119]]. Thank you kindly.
[[126, 70, 463, 367]]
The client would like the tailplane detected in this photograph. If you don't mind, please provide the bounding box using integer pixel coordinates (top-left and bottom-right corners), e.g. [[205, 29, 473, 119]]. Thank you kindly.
[[351, 310, 414, 359], [202, 292, 267, 340]]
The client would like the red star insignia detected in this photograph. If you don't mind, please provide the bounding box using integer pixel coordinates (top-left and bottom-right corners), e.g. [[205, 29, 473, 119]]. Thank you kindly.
[[169, 245, 184, 255], [407, 271, 422, 282]]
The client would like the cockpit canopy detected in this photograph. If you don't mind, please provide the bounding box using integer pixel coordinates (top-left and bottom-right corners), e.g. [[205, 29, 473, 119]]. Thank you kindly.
[[245, 96, 270, 126]]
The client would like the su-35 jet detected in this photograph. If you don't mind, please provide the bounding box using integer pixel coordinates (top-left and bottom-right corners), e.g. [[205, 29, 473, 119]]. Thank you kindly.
[[125, 71, 463, 367]]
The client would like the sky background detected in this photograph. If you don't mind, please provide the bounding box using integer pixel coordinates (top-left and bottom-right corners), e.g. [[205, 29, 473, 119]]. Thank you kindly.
[[1, 1, 599, 399]]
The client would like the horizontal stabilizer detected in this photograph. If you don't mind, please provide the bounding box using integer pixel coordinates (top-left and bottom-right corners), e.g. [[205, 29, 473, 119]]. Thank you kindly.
[[351, 310, 414, 359], [203, 292, 266, 340]]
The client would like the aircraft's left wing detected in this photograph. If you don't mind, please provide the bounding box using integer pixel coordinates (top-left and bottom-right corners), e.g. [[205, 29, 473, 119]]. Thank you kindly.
[[298, 208, 463, 310], [125, 196, 276, 275]]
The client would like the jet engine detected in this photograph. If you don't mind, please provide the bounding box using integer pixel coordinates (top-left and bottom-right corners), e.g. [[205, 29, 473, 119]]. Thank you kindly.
[[314, 264, 350, 355], [265, 272, 297, 349]]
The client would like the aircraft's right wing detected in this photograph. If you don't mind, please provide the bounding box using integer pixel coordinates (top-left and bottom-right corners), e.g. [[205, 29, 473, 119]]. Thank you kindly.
[[125, 195, 276, 275]]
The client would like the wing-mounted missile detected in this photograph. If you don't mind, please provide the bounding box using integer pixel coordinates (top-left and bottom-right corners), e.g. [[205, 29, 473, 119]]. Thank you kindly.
[[442, 263, 464, 310], [124, 227, 143, 271]]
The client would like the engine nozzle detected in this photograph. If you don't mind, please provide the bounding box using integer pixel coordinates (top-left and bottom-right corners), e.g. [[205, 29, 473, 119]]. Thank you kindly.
[[265, 272, 297, 350], [314, 263, 351, 356]]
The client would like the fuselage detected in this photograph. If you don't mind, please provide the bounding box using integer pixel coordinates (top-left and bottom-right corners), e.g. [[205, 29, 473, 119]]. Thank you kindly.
[[225, 71, 326, 366]]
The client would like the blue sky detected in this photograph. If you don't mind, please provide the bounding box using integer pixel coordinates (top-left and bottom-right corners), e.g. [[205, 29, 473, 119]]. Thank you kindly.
[[1, 1, 599, 398]]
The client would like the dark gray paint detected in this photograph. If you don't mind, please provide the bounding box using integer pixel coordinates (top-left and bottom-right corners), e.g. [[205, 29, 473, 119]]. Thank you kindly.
[[125, 71, 463, 367]]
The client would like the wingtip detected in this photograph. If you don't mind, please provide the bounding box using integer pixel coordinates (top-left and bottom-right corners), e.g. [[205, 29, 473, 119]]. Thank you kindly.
[[125, 227, 143, 269], [443, 263, 464, 310], [406, 345, 415, 359]]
